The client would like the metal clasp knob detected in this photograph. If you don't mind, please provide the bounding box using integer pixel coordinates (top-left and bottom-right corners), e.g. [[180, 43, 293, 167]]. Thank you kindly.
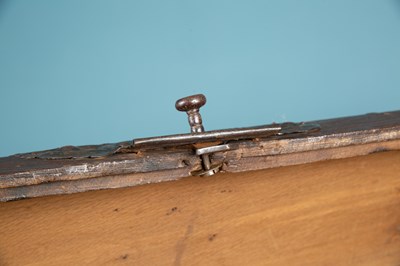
[[175, 94, 227, 176]]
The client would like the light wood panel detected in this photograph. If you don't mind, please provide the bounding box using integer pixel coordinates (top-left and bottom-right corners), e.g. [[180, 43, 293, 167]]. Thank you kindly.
[[1, 151, 400, 265]]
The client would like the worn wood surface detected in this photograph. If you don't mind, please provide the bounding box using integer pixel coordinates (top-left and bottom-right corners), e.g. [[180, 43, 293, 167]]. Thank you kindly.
[[1, 151, 400, 265], [1, 110, 400, 201]]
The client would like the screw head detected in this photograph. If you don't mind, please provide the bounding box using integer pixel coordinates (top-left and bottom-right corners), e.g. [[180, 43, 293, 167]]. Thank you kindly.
[[175, 94, 206, 112]]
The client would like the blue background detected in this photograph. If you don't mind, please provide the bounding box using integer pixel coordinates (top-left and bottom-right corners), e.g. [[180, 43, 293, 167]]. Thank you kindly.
[[1, 0, 400, 157]]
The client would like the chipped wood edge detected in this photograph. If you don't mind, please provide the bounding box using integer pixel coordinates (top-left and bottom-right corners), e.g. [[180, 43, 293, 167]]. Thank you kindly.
[[2, 110, 400, 201], [0, 151, 201, 189], [1, 140, 399, 202], [0, 168, 192, 202], [223, 139, 400, 172]]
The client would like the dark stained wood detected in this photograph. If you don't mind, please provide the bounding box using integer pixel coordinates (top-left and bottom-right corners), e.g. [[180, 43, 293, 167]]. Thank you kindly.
[[0, 149, 200, 189], [1, 151, 399, 265], [1, 110, 400, 201]]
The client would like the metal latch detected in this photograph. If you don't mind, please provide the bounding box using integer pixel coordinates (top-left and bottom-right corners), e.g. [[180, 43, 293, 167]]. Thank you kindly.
[[175, 94, 230, 176], [132, 94, 321, 177]]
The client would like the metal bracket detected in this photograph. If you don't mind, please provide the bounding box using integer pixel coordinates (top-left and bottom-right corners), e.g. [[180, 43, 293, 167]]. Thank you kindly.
[[191, 144, 231, 176]]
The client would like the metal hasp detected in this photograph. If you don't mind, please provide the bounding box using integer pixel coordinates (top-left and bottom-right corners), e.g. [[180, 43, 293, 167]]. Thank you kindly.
[[175, 94, 222, 176], [132, 94, 321, 177], [133, 122, 320, 149]]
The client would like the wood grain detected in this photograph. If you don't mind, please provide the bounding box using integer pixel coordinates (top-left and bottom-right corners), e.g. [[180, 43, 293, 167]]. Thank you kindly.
[[1, 151, 400, 265]]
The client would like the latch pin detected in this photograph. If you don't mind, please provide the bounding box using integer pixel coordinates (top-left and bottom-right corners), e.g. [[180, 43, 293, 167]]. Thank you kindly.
[[175, 94, 226, 176]]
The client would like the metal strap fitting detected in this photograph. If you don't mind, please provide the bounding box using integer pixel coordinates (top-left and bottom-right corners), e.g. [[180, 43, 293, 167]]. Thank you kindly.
[[131, 94, 321, 177]]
